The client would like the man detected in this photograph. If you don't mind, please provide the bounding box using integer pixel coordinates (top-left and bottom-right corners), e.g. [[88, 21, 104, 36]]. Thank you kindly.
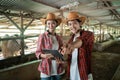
[[36, 13, 64, 80], [62, 12, 94, 80]]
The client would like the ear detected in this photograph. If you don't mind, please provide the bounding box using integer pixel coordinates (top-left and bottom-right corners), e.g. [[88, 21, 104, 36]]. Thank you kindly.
[[79, 16, 86, 26], [79, 22, 83, 26]]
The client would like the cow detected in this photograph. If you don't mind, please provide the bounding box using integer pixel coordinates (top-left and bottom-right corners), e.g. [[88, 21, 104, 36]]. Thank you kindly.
[[0, 34, 27, 58]]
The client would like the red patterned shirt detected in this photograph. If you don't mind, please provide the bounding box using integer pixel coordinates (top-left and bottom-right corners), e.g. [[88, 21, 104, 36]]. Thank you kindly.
[[67, 30, 94, 80], [36, 31, 64, 75]]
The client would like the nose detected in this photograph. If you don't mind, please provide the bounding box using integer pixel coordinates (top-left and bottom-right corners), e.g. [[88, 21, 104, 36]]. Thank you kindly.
[[49, 24, 53, 28]]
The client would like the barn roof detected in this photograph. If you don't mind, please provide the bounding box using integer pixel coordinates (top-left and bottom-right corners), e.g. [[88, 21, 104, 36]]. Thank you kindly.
[[0, 0, 120, 28]]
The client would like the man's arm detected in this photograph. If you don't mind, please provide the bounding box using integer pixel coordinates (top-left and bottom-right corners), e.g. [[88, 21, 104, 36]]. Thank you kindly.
[[61, 39, 82, 55]]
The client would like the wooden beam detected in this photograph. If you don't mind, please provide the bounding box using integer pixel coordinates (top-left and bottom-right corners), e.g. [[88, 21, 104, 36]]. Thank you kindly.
[[0, 35, 39, 41], [98, 19, 120, 22], [32, 0, 59, 9], [100, 0, 118, 1], [77, 6, 120, 13], [0, 11, 40, 19], [90, 6, 120, 11], [91, 14, 111, 18], [4, 14, 22, 32]]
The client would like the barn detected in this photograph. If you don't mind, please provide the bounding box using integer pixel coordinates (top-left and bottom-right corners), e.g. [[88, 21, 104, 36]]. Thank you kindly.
[[0, 0, 120, 80]]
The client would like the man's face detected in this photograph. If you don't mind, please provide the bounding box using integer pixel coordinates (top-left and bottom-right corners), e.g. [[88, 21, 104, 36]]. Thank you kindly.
[[67, 20, 81, 34], [46, 20, 57, 32]]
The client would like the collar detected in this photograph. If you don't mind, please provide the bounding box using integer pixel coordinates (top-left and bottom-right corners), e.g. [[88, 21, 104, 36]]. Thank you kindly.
[[45, 30, 56, 36]]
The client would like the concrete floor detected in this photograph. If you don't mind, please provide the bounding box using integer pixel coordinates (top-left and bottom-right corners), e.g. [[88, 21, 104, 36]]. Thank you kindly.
[[92, 52, 120, 80], [92, 41, 120, 80]]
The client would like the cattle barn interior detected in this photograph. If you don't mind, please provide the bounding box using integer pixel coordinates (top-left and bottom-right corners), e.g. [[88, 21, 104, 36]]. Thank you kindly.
[[0, 0, 120, 80]]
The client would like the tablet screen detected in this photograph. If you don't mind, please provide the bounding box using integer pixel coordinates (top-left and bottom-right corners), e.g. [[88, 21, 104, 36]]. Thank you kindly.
[[42, 49, 64, 61]]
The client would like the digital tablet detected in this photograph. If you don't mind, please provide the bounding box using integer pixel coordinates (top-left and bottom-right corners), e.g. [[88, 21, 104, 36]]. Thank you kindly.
[[42, 49, 64, 61]]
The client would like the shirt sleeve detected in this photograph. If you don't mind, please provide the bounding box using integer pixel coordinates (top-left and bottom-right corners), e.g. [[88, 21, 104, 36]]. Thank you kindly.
[[78, 31, 94, 73], [79, 31, 94, 53], [35, 34, 44, 59]]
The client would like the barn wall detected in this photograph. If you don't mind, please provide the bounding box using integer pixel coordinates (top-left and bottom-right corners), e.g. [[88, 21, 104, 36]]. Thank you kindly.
[[93, 39, 119, 51], [0, 60, 40, 80]]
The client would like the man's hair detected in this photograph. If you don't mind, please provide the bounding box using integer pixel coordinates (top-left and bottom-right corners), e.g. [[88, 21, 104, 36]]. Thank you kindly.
[[45, 20, 58, 24], [76, 19, 81, 23], [67, 19, 82, 27]]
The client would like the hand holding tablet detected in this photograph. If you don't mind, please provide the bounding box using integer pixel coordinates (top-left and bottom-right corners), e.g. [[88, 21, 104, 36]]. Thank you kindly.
[[42, 49, 64, 61]]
